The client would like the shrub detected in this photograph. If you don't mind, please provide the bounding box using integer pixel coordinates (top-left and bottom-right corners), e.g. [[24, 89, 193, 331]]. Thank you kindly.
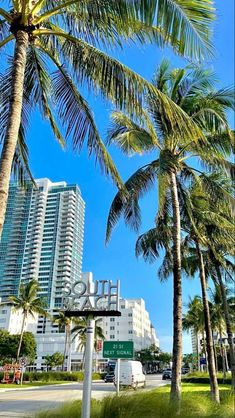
[[182, 372, 232, 385], [0, 371, 103, 382]]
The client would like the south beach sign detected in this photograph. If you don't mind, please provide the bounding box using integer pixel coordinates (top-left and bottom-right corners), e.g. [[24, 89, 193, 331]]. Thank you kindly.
[[63, 279, 120, 316]]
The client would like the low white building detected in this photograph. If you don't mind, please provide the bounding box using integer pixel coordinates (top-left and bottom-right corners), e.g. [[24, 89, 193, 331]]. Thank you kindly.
[[0, 305, 37, 335], [101, 298, 159, 352]]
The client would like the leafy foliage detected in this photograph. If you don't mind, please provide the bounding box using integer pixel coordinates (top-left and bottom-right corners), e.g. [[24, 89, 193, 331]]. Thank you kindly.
[[44, 352, 64, 369], [0, 331, 36, 364]]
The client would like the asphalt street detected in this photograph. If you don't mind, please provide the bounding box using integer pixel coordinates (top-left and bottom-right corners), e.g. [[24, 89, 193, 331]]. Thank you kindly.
[[0, 375, 168, 418]]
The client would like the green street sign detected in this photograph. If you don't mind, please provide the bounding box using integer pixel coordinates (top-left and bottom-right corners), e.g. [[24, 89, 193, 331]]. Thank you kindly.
[[103, 341, 134, 359]]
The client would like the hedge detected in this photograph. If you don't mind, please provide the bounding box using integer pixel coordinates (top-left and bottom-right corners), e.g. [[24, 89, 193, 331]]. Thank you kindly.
[[0, 371, 105, 382], [182, 372, 232, 385]]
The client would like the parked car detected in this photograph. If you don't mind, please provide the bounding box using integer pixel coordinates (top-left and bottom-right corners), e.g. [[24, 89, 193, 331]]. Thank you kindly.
[[162, 369, 172, 380], [181, 368, 190, 375], [104, 372, 115, 383], [114, 360, 146, 389]]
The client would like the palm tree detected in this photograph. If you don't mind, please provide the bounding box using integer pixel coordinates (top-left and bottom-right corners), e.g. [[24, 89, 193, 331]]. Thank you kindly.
[[0, 1, 215, 238], [182, 174, 235, 387], [71, 317, 105, 370], [203, 234, 235, 388], [183, 296, 204, 371], [105, 61, 234, 402], [209, 286, 226, 377], [179, 175, 235, 400], [53, 312, 72, 372], [8, 279, 47, 361]]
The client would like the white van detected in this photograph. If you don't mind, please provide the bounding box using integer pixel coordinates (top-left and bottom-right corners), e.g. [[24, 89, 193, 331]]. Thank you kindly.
[[114, 360, 146, 389]]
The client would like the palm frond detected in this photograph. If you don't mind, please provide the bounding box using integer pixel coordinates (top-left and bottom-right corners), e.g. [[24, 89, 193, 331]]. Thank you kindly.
[[107, 111, 159, 154], [106, 161, 158, 242], [24, 46, 65, 148], [152, 0, 215, 61], [136, 228, 161, 263], [42, 47, 123, 190]]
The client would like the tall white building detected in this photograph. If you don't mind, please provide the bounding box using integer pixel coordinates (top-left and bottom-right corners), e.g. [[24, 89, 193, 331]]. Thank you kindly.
[[0, 178, 85, 308], [0, 178, 85, 367]]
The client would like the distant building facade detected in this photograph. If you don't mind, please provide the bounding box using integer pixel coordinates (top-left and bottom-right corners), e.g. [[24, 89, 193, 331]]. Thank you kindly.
[[101, 298, 159, 351], [0, 178, 85, 308]]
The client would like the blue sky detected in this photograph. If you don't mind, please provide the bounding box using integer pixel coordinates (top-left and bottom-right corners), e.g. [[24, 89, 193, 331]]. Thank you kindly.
[[26, 1, 234, 352]]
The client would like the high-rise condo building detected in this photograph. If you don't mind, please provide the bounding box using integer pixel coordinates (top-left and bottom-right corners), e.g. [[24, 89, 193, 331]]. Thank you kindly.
[[0, 179, 85, 308]]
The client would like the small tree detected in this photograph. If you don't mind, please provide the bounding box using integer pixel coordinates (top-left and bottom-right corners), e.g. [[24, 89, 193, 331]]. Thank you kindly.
[[44, 352, 64, 371], [157, 352, 172, 369], [0, 331, 36, 364], [8, 279, 47, 361]]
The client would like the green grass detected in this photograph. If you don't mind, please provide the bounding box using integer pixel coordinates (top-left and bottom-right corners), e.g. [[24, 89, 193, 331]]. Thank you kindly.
[[34, 383, 235, 418]]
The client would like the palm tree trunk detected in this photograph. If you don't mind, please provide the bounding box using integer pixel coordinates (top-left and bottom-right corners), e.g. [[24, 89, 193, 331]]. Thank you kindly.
[[67, 323, 71, 372], [224, 347, 229, 372], [196, 332, 200, 371], [202, 332, 208, 372], [219, 330, 226, 382], [63, 327, 68, 371], [195, 239, 220, 403], [213, 338, 218, 373], [169, 171, 182, 403], [0, 30, 28, 239], [214, 262, 235, 390], [17, 312, 27, 361]]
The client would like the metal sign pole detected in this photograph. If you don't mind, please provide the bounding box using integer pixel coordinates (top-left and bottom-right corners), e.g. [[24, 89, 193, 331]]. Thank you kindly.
[[116, 358, 120, 395], [116, 280, 120, 396], [81, 318, 95, 418]]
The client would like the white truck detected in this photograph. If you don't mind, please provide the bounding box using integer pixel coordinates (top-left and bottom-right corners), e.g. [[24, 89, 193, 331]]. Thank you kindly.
[[114, 360, 146, 389]]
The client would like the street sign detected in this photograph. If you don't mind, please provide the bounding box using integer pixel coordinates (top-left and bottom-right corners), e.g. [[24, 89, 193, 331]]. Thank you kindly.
[[200, 357, 206, 365], [103, 341, 134, 359]]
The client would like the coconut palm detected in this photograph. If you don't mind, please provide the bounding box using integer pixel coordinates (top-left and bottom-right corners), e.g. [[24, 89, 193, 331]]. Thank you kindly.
[[0, 0, 215, 238], [106, 61, 234, 402], [183, 296, 204, 371], [7, 279, 47, 361], [209, 286, 229, 379], [182, 173, 235, 387], [53, 312, 72, 372], [71, 317, 105, 371], [179, 175, 234, 399], [202, 230, 235, 388], [72, 317, 105, 349]]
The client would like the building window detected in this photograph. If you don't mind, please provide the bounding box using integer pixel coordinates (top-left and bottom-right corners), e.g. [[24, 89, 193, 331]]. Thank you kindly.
[[128, 330, 133, 334], [110, 318, 115, 322], [110, 326, 115, 330], [110, 335, 115, 339], [128, 313, 132, 317]]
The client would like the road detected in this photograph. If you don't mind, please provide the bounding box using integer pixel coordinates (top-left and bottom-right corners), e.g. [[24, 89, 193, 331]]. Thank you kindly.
[[0, 375, 167, 418]]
